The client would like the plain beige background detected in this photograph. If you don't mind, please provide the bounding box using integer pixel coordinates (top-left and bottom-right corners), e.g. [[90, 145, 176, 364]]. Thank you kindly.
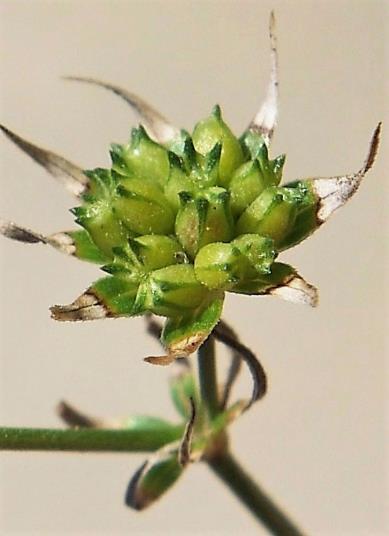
[[0, 0, 387, 534]]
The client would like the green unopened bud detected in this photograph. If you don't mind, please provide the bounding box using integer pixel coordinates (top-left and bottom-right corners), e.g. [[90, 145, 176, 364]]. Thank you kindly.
[[163, 153, 196, 212], [130, 235, 185, 272], [175, 187, 234, 258], [192, 106, 244, 187], [194, 242, 251, 290], [114, 178, 175, 236], [125, 450, 183, 510], [229, 160, 268, 217], [134, 264, 208, 317], [194, 235, 275, 291], [236, 186, 297, 245], [121, 126, 170, 186], [71, 203, 128, 258]]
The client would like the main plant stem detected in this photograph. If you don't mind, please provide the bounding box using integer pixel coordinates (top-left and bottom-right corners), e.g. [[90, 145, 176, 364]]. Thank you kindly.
[[0, 426, 183, 452], [198, 334, 305, 536], [197, 335, 219, 419]]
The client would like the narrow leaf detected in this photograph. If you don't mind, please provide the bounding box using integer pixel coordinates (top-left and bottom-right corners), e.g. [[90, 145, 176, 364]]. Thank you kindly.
[[214, 323, 267, 409]]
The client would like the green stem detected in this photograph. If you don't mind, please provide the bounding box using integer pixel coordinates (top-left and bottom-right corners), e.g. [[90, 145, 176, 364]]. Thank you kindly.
[[197, 335, 219, 419], [208, 451, 306, 536], [0, 425, 183, 453]]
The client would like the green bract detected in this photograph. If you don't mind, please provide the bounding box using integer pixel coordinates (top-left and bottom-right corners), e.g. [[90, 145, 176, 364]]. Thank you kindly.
[[0, 19, 380, 365]]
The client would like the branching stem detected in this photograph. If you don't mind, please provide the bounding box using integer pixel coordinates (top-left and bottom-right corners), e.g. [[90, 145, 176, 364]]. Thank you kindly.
[[208, 451, 306, 536]]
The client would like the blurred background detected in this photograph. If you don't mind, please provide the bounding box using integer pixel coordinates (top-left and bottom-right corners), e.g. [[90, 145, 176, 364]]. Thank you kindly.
[[0, 0, 387, 534]]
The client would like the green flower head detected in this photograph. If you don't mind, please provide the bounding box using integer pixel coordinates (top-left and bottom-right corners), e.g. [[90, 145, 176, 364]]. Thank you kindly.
[[0, 14, 381, 365]]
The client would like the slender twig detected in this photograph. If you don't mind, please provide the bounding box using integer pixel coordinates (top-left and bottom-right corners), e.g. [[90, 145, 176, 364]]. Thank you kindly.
[[0, 426, 183, 453], [197, 335, 219, 419], [208, 451, 306, 536]]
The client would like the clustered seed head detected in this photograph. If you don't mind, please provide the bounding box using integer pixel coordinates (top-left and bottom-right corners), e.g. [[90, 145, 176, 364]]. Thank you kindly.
[[0, 17, 380, 364], [61, 105, 322, 355]]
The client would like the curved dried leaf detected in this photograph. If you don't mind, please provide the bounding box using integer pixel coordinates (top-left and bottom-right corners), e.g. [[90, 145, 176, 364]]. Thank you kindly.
[[311, 122, 381, 222], [64, 76, 180, 144], [247, 11, 278, 145], [1, 124, 88, 197], [0, 220, 108, 264]]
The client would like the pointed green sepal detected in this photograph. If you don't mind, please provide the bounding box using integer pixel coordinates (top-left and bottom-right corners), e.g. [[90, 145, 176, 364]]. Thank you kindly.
[[271, 153, 286, 184], [83, 168, 116, 199], [205, 142, 222, 175], [109, 143, 132, 177], [164, 165, 195, 212], [182, 136, 197, 170], [167, 150, 185, 170]]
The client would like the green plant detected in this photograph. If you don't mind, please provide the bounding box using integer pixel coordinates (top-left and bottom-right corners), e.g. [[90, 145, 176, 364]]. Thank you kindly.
[[0, 13, 381, 535]]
